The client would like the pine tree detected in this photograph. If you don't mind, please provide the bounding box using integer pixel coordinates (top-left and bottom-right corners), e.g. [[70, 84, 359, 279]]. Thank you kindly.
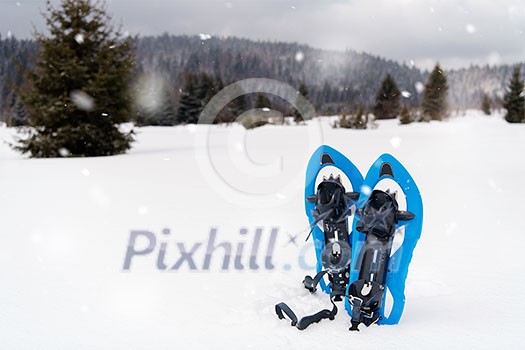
[[421, 64, 449, 121], [374, 74, 401, 120], [255, 93, 272, 109], [199, 72, 217, 106], [338, 105, 367, 129], [227, 83, 249, 121], [17, 0, 135, 157], [503, 66, 525, 123], [399, 105, 413, 124], [176, 73, 202, 124], [294, 81, 309, 124], [135, 89, 176, 126], [133, 74, 176, 126], [481, 93, 492, 115], [11, 95, 29, 126]]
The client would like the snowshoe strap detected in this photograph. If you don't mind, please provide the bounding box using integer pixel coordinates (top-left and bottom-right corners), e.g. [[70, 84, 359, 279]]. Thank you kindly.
[[302, 270, 329, 293], [275, 302, 298, 327], [275, 296, 338, 331], [348, 279, 384, 331]]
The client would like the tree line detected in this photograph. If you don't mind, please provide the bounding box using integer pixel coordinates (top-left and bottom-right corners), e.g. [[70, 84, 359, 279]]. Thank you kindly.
[[1, 0, 524, 158]]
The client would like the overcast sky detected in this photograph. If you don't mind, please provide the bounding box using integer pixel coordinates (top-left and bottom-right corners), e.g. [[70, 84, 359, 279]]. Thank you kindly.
[[1, 0, 524, 70]]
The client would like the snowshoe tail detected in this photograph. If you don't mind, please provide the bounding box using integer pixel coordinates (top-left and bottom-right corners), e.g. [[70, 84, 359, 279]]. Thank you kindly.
[[346, 154, 423, 328]]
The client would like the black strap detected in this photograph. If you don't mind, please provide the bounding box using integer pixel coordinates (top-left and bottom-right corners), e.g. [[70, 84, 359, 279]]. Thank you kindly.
[[275, 302, 298, 327], [349, 298, 362, 331], [275, 296, 338, 330], [347, 280, 384, 331], [303, 270, 328, 293]]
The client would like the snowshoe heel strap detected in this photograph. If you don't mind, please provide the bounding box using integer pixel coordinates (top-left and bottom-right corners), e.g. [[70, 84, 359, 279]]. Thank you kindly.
[[275, 302, 298, 327], [348, 279, 384, 331], [275, 297, 338, 331], [302, 270, 328, 293], [296, 300, 337, 330]]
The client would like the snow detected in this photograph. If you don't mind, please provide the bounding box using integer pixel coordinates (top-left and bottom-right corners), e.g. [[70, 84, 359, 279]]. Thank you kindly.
[[198, 33, 212, 41], [1, 111, 525, 349], [465, 24, 477, 34], [295, 50, 304, 63], [70, 90, 94, 111], [415, 81, 425, 94], [74, 33, 84, 44]]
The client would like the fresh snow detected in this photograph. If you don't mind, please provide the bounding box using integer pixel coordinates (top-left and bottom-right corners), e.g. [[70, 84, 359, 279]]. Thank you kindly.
[[0, 110, 524, 349]]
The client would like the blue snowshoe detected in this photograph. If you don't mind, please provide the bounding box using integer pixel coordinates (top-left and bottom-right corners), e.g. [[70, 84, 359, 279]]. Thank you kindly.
[[346, 154, 423, 331]]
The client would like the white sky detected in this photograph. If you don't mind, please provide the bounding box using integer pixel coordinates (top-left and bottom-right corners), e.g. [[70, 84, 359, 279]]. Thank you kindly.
[[1, 0, 524, 70]]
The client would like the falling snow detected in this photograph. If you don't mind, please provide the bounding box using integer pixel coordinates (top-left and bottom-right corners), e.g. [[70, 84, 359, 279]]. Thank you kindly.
[[415, 82, 425, 94], [70, 90, 95, 111], [401, 91, 412, 98], [58, 148, 70, 157], [488, 51, 502, 66], [198, 33, 212, 40], [294, 50, 304, 63], [138, 205, 149, 216], [465, 24, 477, 34], [135, 74, 165, 112], [74, 33, 84, 44], [390, 136, 402, 149]]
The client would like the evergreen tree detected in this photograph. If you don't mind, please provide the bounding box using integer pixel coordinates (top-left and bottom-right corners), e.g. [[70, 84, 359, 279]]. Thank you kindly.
[[338, 105, 367, 129], [11, 95, 29, 126], [176, 73, 202, 124], [503, 66, 525, 123], [399, 105, 413, 124], [421, 64, 449, 121], [294, 81, 309, 124], [135, 89, 176, 126], [374, 74, 401, 119], [255, 93, 272, 109], [199, 72, 216, 105], [133, 74, 176, 126], [17, 0, 135, 157], [481, 93, 492, 115], [227, 83, 249, 121]]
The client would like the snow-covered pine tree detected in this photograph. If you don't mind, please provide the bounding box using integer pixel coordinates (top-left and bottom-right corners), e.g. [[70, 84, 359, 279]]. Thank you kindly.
[[17, 0, 135, 157], [421, 64, 449, 121], [374, 74, 401, 119], [503, 66, 525, 123]]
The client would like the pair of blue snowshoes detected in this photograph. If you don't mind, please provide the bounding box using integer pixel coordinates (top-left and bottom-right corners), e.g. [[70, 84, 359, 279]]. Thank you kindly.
[[276, 145, 423, 331]]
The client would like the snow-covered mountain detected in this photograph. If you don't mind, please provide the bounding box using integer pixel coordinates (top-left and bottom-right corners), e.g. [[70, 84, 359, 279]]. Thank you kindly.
[[1, 34, 523, 122]]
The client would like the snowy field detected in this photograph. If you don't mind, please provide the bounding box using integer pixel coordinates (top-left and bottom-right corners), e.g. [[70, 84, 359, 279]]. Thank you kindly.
[[1, 111, 524, 349]]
